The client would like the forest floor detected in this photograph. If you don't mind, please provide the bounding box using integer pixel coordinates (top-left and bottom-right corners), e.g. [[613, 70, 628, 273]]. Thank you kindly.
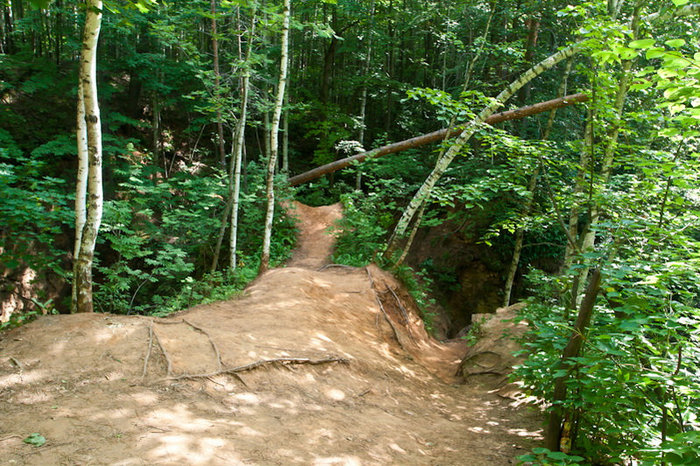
[[0, 202, 542, 465]]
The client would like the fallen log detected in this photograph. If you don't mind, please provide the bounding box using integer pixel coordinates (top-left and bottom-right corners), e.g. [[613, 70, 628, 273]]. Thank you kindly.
[[288, 93, 588, 186]]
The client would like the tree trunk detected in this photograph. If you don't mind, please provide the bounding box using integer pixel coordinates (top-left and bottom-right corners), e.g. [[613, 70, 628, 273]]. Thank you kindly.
[[355, 0, 375, 190], [229, 5, 257, 271], [210, 5, 257, 273], [566, 3, 642, 305], [545, 268, 602, 451], [259, 0, 290, 274], [562, 113, 593, 272], [152, 91, 160, 169], [73, 0, 103, 314], [211, 0, 226, 167], [72, 78, 89, 313], [288, 93, 589, 186]]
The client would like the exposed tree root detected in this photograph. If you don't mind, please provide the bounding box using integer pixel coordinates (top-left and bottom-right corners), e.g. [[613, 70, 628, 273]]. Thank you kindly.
[[317, 264, 359, 271], [375, 296, 408, 351], [183, 318, 223, 371], [366, 266, 411, 350], [151, 325, 174, 376], [163, 356, 349, 382], [364, 266, 375, 288]]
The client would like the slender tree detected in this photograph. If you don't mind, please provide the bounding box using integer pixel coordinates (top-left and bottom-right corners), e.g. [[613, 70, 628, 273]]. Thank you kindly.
[[229, 4, 257, 271], [73, 0, 103, 313], [259, 0, 290, 274], [210, 3, 258, 273], [211, 0, 226, 167]]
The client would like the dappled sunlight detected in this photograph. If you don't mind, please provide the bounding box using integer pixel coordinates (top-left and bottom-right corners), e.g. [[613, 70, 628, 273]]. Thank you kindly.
[[230, 392, 261, 405], [147, 405, 220, 433], [313, 455, 362, 465], [325, 388, 346, 401], [145, 433, 244, 465], [507, 427, 543, 438], [131, 391, 160, 406], [0, 369, 49, 389]]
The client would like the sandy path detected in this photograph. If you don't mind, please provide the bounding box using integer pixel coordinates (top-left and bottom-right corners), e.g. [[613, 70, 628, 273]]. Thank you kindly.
[[0, 202, 542, 465]]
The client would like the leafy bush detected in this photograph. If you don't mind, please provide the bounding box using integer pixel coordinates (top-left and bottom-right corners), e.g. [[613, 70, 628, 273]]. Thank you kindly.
[[0, 131, 72, 277], [95, 157, 297, 316]]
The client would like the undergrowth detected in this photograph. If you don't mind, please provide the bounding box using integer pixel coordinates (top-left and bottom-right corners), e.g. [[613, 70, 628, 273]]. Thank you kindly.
[[330, 178, 439, 334]]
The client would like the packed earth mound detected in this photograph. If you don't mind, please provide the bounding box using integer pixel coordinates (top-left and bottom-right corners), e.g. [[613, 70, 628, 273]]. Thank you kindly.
[[0, 202, 542, 465]]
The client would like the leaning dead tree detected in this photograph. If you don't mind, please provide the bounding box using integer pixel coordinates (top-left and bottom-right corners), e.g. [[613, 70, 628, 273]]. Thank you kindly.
[[287, 93, 589, 187]]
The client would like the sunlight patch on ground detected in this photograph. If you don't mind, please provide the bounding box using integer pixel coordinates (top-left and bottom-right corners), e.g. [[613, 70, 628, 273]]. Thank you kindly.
[[131, 391, 159, 405], [0, 369, 48, 388], [146, 434, 243, 465], [313, 455, 362, 465], [230, 392, 261, 404], [325, 388, 346, 401]]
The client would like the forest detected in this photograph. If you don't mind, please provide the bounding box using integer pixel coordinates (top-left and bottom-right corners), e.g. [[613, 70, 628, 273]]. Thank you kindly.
[[1, 0, 699, 463]]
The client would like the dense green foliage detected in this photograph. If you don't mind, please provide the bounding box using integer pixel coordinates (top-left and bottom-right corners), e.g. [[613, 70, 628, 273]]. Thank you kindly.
[[1, 0, 699, 463]]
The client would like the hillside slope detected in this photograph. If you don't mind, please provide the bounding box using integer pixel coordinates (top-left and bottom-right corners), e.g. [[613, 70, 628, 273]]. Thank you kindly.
[[0, 202, 541, 465]]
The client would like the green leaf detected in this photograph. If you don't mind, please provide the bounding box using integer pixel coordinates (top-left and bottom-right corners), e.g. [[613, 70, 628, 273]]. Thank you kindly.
[[664, 39, 686, 49], [646, 48, 667, 59], [671, 0, 689, 5], [23, 433, 46, 447], [629, 39, 655, 49]]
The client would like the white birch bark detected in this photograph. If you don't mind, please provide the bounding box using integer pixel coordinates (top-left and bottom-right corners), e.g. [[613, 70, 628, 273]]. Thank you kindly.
[[355, 0, 375, 190], [73, 0, 103, 313], [229, 6, 257, 271], [72, 78, 88, 313], [259, 0, 290, 273], [387, 43, 580, 255]]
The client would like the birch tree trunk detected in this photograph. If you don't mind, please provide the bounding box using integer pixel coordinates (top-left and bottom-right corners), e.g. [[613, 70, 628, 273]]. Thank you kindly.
[[259, 0, 290, 274], [211, 0, 226, 167], [73, 0, 103, 313], [210, 5, 257, 273], [72, 78, 88, 313], [355, 0, 375, 190], [229, 5, 257, 271], [386, 42, 580, 258]]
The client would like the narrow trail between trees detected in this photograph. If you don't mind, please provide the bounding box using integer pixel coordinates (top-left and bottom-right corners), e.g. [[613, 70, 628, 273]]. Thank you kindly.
[[0, 202, 542, 465]]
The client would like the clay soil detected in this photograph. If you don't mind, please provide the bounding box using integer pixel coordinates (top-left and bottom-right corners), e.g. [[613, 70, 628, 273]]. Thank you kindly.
[[0, 202, 542, 465]]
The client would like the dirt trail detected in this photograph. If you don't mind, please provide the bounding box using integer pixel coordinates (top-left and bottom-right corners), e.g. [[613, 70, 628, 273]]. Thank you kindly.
[[0, 202, 541, 465]]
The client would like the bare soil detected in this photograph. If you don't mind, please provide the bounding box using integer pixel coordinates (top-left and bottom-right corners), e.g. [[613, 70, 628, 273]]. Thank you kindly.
[[0, 201, 542, 465]]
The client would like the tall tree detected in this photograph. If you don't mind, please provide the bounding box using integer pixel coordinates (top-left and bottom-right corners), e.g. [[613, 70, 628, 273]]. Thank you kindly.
[[259, 0, 290, 274], [211, 0, 226, 167], [73, 0, 103, 313]]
